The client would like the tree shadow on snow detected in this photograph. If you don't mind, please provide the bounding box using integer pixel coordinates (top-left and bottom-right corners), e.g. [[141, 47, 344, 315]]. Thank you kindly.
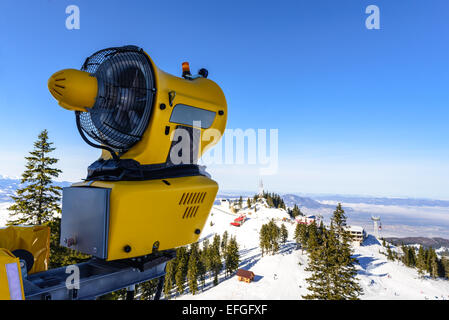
[[362, 235, 381, 246], [354, 254, 388, 277], [279, 242, 297, 255]]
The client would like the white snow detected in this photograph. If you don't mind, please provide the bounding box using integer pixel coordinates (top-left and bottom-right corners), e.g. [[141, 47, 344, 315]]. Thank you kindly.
[[0, 202, 11, 227], [176, 202, 449, 300]]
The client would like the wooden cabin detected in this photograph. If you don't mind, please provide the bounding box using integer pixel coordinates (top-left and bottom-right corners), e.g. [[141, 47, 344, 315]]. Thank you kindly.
[[236, 269, 255, 283]]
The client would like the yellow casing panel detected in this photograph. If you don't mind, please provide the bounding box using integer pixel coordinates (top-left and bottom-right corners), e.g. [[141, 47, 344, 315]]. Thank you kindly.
[[75, 175, 218, 261], [0, 225, 50, 274], [100, 51, 228, 165], [0, 248, 25, 300]]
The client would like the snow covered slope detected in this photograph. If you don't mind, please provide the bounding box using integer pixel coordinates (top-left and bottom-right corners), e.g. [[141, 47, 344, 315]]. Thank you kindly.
[[0, 202, 11, 227], [177, 203, 449, 300]]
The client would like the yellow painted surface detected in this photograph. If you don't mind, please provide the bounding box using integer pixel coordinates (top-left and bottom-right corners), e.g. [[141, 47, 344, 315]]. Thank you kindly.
[[100, 51, 227, 165], [81, 175, 218, 261], [0, 248, 24, 300], [48, 69, 98, 112], [0, 225, 50, 274]]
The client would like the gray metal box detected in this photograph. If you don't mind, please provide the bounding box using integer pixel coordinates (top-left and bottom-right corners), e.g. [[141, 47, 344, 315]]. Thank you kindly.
[[60, 187, 110, 259]]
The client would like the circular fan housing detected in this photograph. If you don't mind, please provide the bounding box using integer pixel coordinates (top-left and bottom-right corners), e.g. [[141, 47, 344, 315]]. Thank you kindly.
[[78, 46, 155, 154]]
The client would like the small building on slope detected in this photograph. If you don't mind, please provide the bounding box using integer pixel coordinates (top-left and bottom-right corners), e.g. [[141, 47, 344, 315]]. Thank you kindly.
[[236, 269, 255, 283], [345, 225, 366, 245]]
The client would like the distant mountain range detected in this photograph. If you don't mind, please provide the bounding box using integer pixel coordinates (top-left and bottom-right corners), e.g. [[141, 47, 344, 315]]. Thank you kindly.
[[216, 190, 449, 211], [310, 195, 449, 207], [385, 237, 449, 249], [282, 194, 335, 210], [0, 177, 71, 202], [0, 178, 20, 202], [218, 190, 449, 208]]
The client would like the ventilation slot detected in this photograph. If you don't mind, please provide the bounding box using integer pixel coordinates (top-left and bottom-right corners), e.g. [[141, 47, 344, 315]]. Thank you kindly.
[[182, 206, 200, 219], [179, 192, 206, 219], [179, 192, 207, 205]]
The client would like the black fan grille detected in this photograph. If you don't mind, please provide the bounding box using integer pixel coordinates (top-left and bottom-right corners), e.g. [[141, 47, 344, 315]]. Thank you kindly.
[[78, 46, 155, 154]]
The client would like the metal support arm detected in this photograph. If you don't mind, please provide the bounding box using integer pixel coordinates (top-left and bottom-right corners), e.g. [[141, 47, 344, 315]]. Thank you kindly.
[[22, 251, 175, 300]]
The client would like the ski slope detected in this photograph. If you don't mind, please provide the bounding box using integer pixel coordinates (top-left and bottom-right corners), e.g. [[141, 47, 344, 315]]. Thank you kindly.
[[177, 202, 449, 300]]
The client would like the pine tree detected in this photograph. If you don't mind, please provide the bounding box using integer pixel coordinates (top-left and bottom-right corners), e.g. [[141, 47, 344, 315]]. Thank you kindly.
[[306, 222, 319, 251], [187, 243, 200, 295], [416, 246, 427, 276], [401, 244, 417, 267], [437, 256, 447, 278], [197, 247, 207, 291], [266, 196, 274, 208], [293, 222, 309, 253], [202, 239, 212, 278], [238, 196, 243, 209], [211, 234, 222, 285], [268, 219, 280, 255], [405, 246, 417, 267], [318, 220, 324, 235], [425, 248, 432, 274], [280, 223, 288, 243], [139, 279, 159, 300], [426, 248, 439, 279], [259, 224, 268, 256], [225, 236, 240, 277], [7, 130, 62, 225], [7, 130, 89, 268], [175, 247, 188, 294], [303, 228, 336, 299], [401, 245, 409, 266], [430, 254, 439, 279], [329, 204, 362, 299], [309, 203, 362, 300], [386, 245, 394, 261], [330, 203, 348, 239], [294, 223, 301, 246], [291, 204, 301, 218], [247, 198, 251, 209], [441, 257, 449, 278], [163, 259, 177, 299], [221, 231, 229, 255]]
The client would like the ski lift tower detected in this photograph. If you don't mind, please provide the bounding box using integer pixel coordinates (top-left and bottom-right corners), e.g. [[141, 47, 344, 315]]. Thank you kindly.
[[258, 178, 264, 198], [371, 216, 381, 239]]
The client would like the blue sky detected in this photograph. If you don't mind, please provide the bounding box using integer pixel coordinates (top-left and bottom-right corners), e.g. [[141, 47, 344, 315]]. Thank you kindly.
[[0, 0, 448, 199]]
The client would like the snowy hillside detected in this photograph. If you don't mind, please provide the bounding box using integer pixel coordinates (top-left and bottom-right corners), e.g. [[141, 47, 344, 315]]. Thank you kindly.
[[177, 202, 449, 300], [0, 202, 11, 227]]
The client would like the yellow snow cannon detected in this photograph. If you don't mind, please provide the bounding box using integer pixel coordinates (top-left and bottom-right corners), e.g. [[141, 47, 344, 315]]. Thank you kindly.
[[47, 45, 227, 261]]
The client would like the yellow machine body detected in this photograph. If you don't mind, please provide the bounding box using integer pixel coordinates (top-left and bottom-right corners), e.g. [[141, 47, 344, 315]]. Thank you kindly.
[[48, 50, 227, 165], [49, 47, 227, 261], [0, 226, 50, 274], [118, 52, 227, 164], [0, 248, 25, 300], [70, 175, 218, 261]]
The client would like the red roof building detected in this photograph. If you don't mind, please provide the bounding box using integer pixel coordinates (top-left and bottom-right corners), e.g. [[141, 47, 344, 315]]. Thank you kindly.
[[236, 269, 255, 283]]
